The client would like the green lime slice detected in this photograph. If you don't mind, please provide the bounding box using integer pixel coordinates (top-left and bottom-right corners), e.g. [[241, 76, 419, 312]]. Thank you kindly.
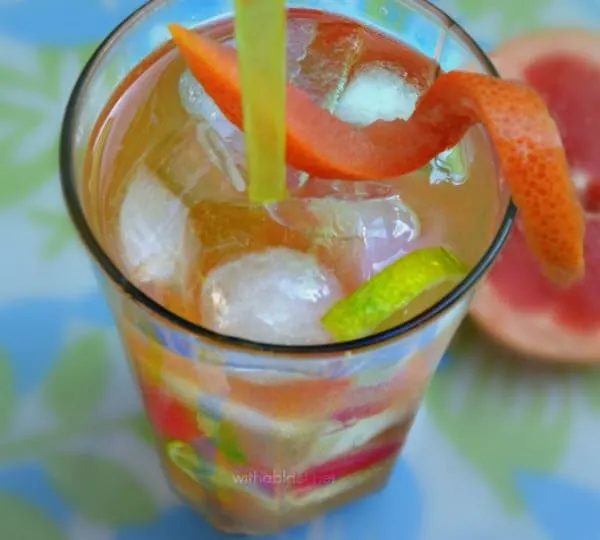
[[322, 247, 469, 342], [167, 441, 201, 480], [218, 422, 246, 465]]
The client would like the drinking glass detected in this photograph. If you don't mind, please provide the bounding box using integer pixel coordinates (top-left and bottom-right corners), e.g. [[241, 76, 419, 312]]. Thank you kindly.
[[60, 0, 515, 534]]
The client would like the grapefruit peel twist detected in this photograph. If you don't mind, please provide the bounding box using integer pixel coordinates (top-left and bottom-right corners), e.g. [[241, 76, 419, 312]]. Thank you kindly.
[[168, 24, 585, 339]]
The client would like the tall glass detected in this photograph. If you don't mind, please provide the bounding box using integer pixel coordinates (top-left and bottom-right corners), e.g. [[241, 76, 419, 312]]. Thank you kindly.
[[60, 0, 515, 535]]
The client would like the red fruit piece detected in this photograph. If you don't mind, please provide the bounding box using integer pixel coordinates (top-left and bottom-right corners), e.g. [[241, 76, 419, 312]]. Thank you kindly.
[[141, 384, 199, 442]]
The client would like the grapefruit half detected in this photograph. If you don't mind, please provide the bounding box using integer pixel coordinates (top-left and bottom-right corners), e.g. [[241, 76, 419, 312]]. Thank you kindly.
[[470, 28, 600, 363]]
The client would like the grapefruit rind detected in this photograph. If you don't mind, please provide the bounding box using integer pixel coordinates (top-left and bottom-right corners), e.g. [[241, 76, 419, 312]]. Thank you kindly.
[[491, 28, 600, 81], [470, 28, 600, 364], [471, 277, 600, 363]]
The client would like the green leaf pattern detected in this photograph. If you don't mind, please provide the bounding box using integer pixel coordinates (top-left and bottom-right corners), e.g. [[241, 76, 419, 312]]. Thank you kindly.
[[0, 331, 157, 527], [0, 493, 65, 540], [129, 413, 156, 444], [43, 332, 111, 425], [579, 367, 600, 412], [0, 349, 15, 436], [45, 453, 158, 525], [28, 209, 76, 260], [44, 332, 110, 423], [364, 0, 408, 32], [453, 0, 553, 37], [0, 46, 92, 208], [427, 322, 573, 512]]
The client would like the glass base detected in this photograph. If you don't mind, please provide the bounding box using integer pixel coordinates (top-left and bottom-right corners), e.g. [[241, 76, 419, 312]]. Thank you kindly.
[[167, 457, 396, 535]]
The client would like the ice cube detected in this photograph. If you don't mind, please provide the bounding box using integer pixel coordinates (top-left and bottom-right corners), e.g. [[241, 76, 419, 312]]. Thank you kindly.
[[179, 70, 249, 194], [223, 17, 360, 110], [286, 18, 317, 81], [290, 20, 362, 111], [179, 75, 306, 196], [267, 184, 421, 291], [429, 145, 470, 186], [334, 63, 420, 126], [201, 248, 343, 345], [176, 19, 329, 144], [179, 69, 246, 165], [309, 194, 419, 245], [144, 121, 245, 206], [195, 122, 246, 192], [179, 69, 303, 195], [311, 194, 421, 290], [119, 166, 197, 283], [286, 19, 363, 190]]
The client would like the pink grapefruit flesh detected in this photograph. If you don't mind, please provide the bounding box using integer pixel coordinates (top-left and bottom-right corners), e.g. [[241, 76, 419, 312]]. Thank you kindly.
[[471, 28, 600, 363]]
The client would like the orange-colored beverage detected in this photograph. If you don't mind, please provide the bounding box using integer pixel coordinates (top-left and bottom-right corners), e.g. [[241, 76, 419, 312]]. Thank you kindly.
[[90, 11, 499, 322], [72, 4, 507, 536]]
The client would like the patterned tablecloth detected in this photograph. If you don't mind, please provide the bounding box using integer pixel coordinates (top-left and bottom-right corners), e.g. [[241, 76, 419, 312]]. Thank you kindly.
[[1, 0, 599, 538]]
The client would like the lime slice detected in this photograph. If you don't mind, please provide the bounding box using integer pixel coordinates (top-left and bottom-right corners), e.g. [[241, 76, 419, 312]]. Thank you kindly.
[[167, 440, 201, 480], [322, 247, 469, 341]]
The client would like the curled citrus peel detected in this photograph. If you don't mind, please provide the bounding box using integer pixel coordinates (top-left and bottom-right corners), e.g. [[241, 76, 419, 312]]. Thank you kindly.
[[168, 24, 585, 285]]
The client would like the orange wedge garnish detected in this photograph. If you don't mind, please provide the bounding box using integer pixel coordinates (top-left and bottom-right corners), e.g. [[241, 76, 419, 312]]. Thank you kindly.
[[168, 24, 585, 285]]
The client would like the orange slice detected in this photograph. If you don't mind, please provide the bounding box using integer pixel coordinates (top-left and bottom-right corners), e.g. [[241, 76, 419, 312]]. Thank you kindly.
[[168, 24, 585, 285]]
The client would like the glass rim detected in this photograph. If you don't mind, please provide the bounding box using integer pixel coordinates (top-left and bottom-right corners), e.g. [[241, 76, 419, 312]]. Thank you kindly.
[[59, 0, 517, 357]]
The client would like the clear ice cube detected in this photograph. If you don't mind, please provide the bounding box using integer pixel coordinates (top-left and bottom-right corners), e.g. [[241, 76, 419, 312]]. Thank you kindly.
[[269, 183, 421, 291], [201, 248, 343, 345], [224, 17, 360, 110], [309, 194, 419, 246], [118, 166, 197, 283], [334, 63, 420, 126], [286, 18, 317, 82], [179, 69, 246, 177], [312, 193, 421, 290], [144, 121, 244, 206], [195, 122, 246, 193], [290, 20, 362, 111], [429, 145, 470, 186]]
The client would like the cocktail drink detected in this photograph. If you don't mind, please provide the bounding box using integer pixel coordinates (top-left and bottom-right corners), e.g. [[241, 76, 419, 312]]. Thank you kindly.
[[60, 0, 584, 536]]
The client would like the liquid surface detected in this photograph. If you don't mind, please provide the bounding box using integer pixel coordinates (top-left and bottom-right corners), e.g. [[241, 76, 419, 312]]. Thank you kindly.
[[88, 9, 499, 346]]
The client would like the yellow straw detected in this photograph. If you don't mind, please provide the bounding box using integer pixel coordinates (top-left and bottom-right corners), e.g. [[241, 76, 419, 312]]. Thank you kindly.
[[234, 0, 288, 204]]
